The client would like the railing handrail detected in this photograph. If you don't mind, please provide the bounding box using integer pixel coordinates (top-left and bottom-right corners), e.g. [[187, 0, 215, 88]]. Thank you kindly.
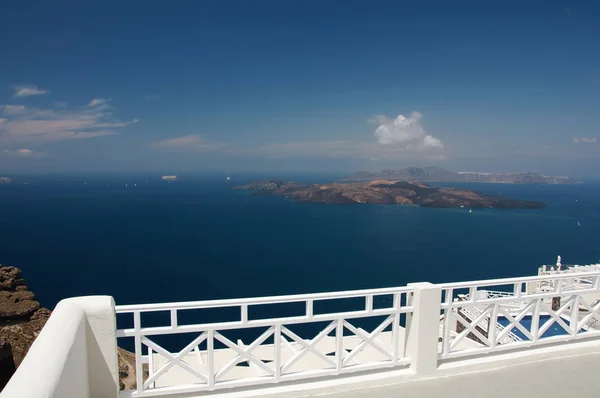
[[116, 285, 415, 313], [116, 271, 600, 314], [438, 270, 600, 290]]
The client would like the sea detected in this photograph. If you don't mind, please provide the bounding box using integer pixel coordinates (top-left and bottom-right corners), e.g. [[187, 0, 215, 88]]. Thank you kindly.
[[1, 174, 599, 312]]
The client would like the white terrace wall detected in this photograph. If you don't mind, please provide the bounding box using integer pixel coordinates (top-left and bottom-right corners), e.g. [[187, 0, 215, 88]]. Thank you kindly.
[[0, 296, 118, 398]]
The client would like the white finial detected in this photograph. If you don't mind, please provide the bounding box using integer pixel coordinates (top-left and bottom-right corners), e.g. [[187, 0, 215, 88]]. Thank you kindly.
[[556, 255, 562, 268]]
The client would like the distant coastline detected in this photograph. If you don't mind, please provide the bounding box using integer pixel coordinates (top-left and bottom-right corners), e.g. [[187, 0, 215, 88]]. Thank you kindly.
[[343, 166, 578, 185]]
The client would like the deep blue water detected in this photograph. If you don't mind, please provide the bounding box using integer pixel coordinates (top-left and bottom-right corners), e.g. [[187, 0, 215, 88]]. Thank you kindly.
[[1, 175, 599, 312], [497, 315, 571, 339]]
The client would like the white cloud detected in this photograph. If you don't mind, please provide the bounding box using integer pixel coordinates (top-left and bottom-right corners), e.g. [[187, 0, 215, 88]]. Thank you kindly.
[[12, 85, 48, 98], [2, 148, 38, 157], [372, 111, 444, 150], [69, 131, 120, 139], [85, 98, 111, 111], [0, 98, 137, 144], [573, 136, 596, 144], [2, 105, 26, 115], [152, 134, 228, 151], [86, 98, 108, 107], [94, 118, 139, 128], [423, 135, 443, 148], [150, 111, 444, 161], [16, 148, 34, 155], [247, 111, 444, 159], [367, 115, 388, 124]]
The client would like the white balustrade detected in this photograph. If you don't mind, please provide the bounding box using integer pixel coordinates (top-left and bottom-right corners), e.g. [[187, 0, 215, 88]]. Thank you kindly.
[[5, 271, 600, 398], [439, 272, 600, 360], [115, 286, 415, 397]]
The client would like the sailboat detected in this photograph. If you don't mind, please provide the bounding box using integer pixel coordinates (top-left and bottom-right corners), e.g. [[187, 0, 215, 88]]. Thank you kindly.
[[226, 176, 231, 181], [469, 209, 472, 213]]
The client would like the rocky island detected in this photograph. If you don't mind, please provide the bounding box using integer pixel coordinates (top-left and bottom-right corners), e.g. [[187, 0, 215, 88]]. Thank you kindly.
[[0, 178, 12, 184], [236, 180, 546, 209]]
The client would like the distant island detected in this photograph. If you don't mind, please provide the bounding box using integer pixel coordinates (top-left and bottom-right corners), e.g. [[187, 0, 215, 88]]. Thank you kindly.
[[0, 177, 12, 184], [236, 180, 546, 209], [343, 166, 577, 184]]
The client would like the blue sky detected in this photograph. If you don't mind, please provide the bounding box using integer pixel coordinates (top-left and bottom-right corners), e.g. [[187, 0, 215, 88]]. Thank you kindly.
[[1, 0, 599, 176]]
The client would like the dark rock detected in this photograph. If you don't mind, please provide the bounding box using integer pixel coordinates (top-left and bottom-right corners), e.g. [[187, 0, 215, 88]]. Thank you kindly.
[[118, 346, 148, 390], [0, 339, 16, 390], [0, 291, 40, 320], [0, 267, 25, 291], [0, 264, 140, 391]]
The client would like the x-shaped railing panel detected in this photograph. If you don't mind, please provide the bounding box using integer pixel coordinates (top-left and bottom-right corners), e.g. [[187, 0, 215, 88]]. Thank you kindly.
[[214, 327, 275, 381], [450, 307, 492, 350], [142, 333, 208, 389], [342, 316, 394, 365], [280, 321, 337, 373]]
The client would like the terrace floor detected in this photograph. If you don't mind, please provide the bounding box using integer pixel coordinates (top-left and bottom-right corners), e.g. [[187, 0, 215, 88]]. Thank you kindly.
[[128, 337, 600, 398], [320, 342, 600, 398]]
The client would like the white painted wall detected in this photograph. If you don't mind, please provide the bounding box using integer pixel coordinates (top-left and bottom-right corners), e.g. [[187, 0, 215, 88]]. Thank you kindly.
[[0, 296, 118, 398]]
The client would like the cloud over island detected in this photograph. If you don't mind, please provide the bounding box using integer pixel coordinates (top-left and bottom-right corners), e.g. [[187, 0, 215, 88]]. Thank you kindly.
[[150, 111, 444, 160]]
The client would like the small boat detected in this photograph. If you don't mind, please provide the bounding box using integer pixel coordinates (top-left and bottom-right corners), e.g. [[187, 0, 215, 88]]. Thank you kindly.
[[577, 222, 581, 226], [469, 209, 472, 213], [227, 176, 231, 181]]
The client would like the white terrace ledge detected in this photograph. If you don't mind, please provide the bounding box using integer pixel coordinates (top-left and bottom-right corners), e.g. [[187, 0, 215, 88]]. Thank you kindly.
[[2, 270, 600, 398]]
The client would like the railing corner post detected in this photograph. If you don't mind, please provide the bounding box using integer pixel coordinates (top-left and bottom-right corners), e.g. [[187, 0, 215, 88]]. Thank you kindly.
[[78, 296, 119, 398], [406, 282, 442, 376]]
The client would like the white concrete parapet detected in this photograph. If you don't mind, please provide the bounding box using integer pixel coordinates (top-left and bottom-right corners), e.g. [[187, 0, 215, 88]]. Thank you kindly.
[[0, 296, 118, 398]]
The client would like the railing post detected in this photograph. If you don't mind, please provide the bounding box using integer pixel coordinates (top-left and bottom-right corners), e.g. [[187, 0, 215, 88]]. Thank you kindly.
[[336, 319, 344, 372], [571, 294, 580, 335], [406, 282, 442, 376], [133, 311, 143, 394]]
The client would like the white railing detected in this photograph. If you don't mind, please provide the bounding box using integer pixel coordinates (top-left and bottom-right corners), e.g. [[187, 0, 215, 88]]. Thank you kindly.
[[114, 273, 600, 396], [115, 286, 415, 397], [5, 272, 600, 398], [439, 272, 600, 360]]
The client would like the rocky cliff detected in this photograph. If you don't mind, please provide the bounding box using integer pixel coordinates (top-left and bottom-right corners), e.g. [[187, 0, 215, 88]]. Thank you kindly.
[[0, 265, 141, 391]]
